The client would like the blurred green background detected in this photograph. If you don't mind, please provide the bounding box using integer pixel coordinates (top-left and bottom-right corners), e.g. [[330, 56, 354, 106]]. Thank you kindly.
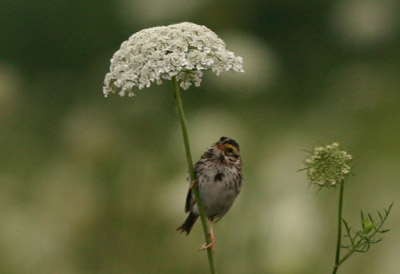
[[1, 0, 399, 273]]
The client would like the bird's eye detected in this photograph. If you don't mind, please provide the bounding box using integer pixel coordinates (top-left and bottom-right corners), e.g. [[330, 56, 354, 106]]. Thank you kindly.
[[227, 148, 233, 153]]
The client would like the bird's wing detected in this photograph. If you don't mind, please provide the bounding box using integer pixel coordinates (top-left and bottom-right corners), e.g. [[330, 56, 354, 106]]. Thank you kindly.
[[184, 167, 199, 213], [184, 188, 193, 213]]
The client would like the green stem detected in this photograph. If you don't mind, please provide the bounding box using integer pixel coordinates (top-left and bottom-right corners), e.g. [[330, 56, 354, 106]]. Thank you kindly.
[[337, 243, 358, 267], [332, 180, 345, 274], [172, 77, 217, 274]]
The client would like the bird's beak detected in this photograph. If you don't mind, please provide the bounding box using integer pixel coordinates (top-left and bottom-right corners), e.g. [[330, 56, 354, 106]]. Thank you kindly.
[[216, 142, 225, 151]]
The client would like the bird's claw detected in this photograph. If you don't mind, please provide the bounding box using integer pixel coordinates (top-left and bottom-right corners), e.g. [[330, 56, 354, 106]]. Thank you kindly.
[[189, 179, 198, 189], [199, 242, 214, 252], [199, 232, 215, 252]]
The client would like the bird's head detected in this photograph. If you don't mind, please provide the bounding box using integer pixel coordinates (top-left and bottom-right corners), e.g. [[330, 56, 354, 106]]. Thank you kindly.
[[214, 136, 240, 163]]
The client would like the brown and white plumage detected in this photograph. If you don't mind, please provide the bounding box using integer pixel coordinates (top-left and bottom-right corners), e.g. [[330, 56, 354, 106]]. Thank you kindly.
[[177, 136, 243, 250]]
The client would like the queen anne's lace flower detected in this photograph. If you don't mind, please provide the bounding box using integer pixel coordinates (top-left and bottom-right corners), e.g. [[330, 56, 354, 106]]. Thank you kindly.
[[304, 143, 352, 187], [103, 22, 244, 97]]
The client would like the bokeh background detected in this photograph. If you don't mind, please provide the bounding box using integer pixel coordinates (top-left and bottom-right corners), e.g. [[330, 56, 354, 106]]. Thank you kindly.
[[1, 0, 399, 273]]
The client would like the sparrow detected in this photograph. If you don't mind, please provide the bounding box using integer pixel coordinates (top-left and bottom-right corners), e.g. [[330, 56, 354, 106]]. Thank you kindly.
[[177, 136, 243, 250]]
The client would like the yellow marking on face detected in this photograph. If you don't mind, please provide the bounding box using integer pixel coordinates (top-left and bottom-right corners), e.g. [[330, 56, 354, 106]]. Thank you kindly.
[[224, 144, 239, 154]]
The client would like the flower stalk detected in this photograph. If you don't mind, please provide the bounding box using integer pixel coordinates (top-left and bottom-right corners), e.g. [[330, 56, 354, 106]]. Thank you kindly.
[[172, 76, 217, 274], [333, 179, 345, 274]]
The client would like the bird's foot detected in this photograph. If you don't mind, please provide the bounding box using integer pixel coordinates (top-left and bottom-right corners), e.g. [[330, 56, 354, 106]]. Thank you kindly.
[[199, 232, 215, 252], [189, 179, 198, 189]]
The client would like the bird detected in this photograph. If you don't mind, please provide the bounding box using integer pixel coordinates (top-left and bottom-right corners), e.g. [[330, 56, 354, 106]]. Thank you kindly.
[[177, 136, 243, 251]]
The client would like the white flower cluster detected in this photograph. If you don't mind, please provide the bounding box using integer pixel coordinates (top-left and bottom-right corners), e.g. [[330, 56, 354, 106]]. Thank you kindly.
[[304, 143, 352, 187], [103, 22, 244, 97]]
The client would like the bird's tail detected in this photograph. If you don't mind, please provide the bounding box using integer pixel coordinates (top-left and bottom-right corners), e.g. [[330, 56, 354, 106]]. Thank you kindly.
[[177, 212, 198, 235]]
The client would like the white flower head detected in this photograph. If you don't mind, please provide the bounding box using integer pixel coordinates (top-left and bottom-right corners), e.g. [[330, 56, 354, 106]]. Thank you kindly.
[[103, 22, 244, 97], [304, 143, 352, 187]]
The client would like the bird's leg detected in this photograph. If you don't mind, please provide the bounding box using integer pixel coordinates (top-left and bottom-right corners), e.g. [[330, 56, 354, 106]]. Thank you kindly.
[[200, 218, 215, 251], [189, 179, 198, 189]]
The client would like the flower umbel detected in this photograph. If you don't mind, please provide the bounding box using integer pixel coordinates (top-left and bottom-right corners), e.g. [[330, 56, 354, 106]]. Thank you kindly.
[[304, 143, 352, 187], [103, 22, 244, 97]]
